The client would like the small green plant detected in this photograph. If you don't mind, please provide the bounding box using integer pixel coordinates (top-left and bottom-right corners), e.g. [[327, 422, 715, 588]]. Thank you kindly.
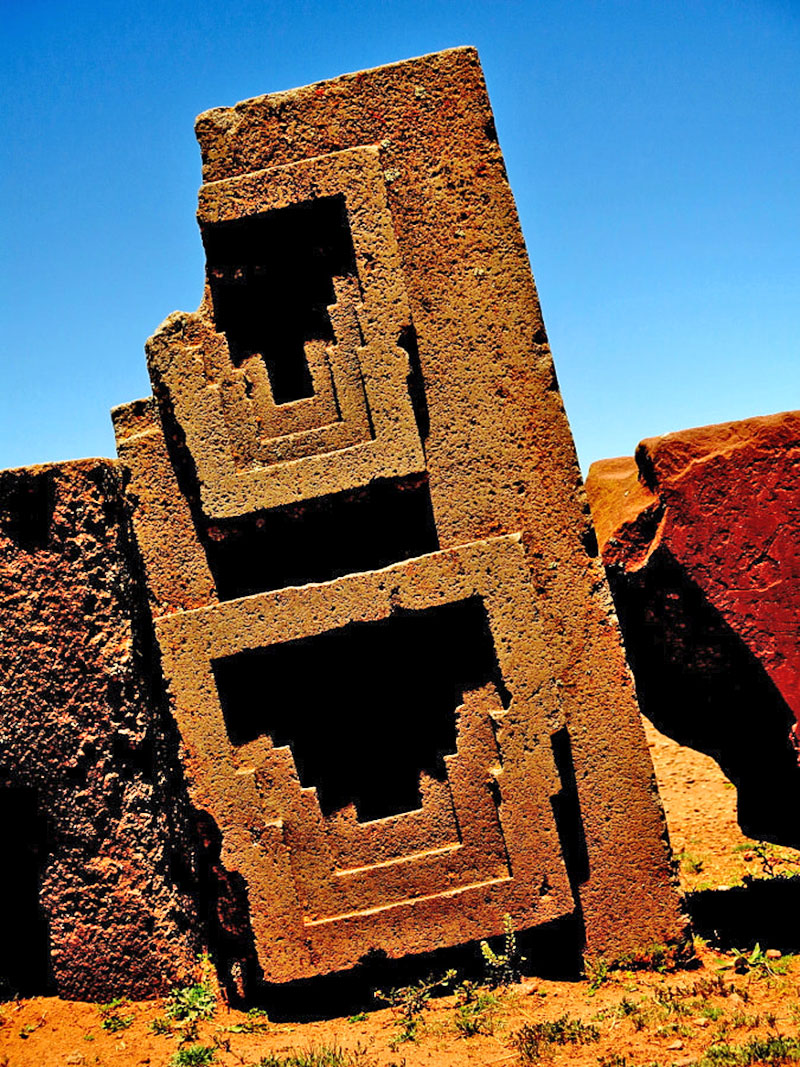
[[224, 1008, 269, 1034], [150, 1015, 172, 1035], [511, 1014, 599, 1062], [614, 996, 640, 1017], [479, 913, 524, 987], [347, 1012, 367, 1024], [737, 841, 800, 883], [165, 981, 217, 1023], [585, 956, 609, 993], [169, 1045, 215, 1066], [254, 1046, 381, 1067], [655, 1019, 694, 1038], [97, 997, 134, 1032], [374, 970, 456, 1045], [615, 940, 677, 974], [677, 847, 705, 874], [688, 1034, 800, 1066], [452, 980, 498, 1037], [720, 944, 785, 979], [691, 975, 738, 999], [753, 842, 783, 878], [653, 984, 692, 1016], [702, 1005, 725, 1021], [730, 1011, 763, 1031]]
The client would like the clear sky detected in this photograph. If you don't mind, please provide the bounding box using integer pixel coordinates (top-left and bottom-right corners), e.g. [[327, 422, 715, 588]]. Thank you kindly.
[[2, 0, 798, 473]]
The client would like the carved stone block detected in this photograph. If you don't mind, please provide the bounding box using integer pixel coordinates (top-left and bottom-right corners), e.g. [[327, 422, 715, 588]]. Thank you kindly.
[[117, 47, 687, 986]]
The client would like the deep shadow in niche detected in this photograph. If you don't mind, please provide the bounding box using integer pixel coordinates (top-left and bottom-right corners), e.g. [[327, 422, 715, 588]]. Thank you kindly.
[[213, 597, 511, 823], [398, 324, 430, 443], [0, 471, 53, 551], [0, 787, 51, 997], [550, 728, 590, 900], [203, 195, 357, 405], [204, 475, 439, 600]]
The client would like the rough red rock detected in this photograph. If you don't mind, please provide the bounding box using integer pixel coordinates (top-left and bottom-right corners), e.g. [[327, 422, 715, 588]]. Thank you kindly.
[[0, 460, 199, 998], [586, 411, 800, 845]]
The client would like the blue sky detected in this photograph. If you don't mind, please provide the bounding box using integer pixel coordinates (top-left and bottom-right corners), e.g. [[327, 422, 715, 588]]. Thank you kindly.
[[1, 0, 798, 473]]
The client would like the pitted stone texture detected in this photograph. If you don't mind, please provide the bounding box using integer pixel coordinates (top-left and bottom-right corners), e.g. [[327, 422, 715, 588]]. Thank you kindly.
[[156, 536, 573, 982], [124, 47, 686, 982], [147, 146, 426, 519], [0, 460, 199, 998], [586, 410, 800, 845], [112, 397, 218, 615]]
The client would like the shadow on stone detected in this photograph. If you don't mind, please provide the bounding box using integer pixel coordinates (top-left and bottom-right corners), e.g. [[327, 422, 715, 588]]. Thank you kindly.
[[254, 911, 586, 1022], [0, 786, 52, 998], [609, 545, 800, 847]]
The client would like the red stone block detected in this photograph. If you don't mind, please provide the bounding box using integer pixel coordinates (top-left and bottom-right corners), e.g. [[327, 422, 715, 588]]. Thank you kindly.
[[587, 411, 800, 845]]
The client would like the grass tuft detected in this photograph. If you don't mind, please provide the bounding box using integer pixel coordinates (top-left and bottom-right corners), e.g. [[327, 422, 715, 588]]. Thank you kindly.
[[512, 1014, 599, 1062]]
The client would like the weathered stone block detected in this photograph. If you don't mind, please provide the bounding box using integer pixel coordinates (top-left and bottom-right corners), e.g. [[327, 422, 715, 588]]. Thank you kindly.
[[148, 147, 426, 518], [586, 410, 800, 846], [0, 460, 199, 998], [156, 535, 574, 982], [117, 47, 686, 987]]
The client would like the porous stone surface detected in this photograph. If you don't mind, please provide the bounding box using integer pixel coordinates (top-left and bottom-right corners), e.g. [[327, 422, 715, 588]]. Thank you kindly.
[[156, 535, 575, 982], [0, 460, 199, 998], [586, 411, 800, 846], [120, 45, 686, 989]]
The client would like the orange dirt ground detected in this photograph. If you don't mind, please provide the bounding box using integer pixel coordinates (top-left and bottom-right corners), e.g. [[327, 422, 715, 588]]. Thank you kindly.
[[3, 719, 800, 1067]]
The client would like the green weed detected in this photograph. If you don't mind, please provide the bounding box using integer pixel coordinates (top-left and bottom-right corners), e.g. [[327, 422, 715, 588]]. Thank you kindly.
[[165, 981, 216, 1023], [479, 913, 524, 987], [689, 1034, 800, 1066], [720, 944, 786, 979], [511, 1014, 599, 1062], [170, 1046, 215, 1066], [253, 1045, 384, 1066], [97, 997, 134, 1032], [677, 847, 705, 874], [224, 1008, 269, 1034], [452, 980, 499, 1037], [702, 1005, 725, 1021], [729, 1012, 763, 1031], [585, 956, 609, 993], [375, 970, 456, 1045]]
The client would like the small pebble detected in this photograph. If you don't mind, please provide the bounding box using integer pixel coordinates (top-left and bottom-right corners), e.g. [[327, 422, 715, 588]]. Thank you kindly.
[[667, 1039, 685, 1050], [766, 949, 782, 959]]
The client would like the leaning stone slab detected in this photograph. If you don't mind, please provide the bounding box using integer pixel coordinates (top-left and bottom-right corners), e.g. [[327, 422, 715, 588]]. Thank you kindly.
[[119, 47, 686, 987]]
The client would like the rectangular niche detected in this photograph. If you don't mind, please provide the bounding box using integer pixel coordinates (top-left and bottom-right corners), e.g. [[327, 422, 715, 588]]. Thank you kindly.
[[155, 534, 575, 982], [203, 195, 356, 406], [212, 596, 509, 823]]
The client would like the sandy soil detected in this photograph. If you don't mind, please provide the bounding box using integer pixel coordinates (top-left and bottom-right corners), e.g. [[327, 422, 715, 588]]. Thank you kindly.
[[3, 720, 800, 1067]]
